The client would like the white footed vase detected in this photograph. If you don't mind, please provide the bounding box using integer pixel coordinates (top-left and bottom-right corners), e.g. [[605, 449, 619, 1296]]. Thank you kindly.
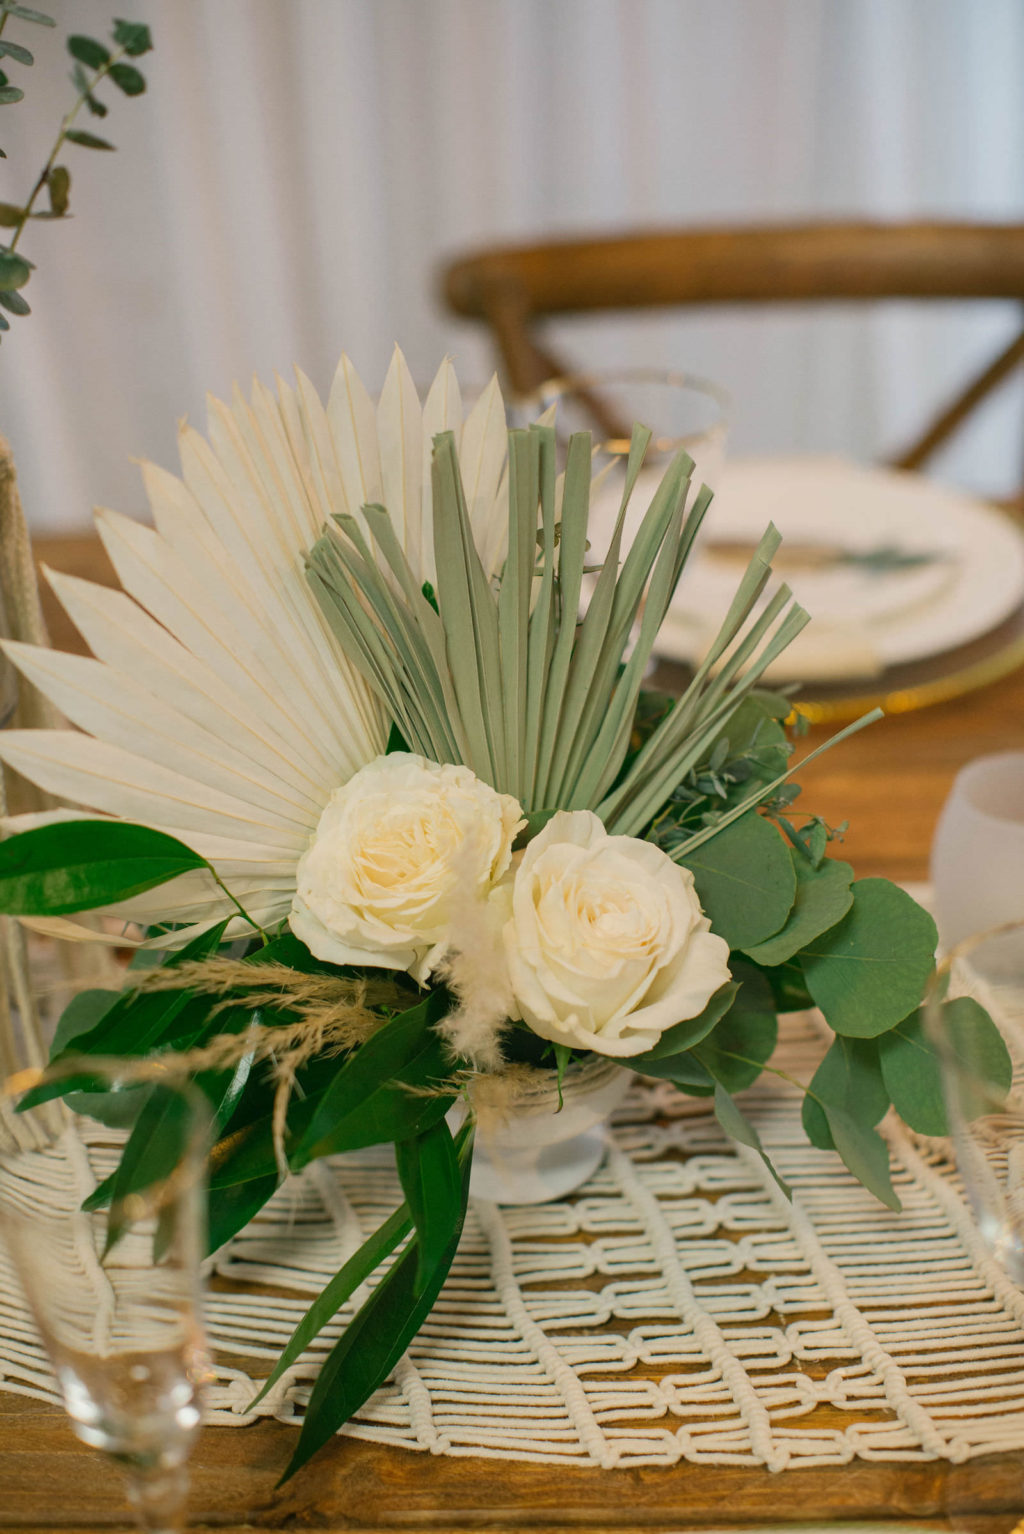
[[454, 1057, 634, 1206]]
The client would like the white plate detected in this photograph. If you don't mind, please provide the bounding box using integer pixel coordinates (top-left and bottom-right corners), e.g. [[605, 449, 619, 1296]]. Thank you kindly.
[[643, 456, 1024, 681]]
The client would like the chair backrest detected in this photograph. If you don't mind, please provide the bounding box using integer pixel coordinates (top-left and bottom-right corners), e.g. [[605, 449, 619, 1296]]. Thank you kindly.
[[442, 221, 1024, 473]]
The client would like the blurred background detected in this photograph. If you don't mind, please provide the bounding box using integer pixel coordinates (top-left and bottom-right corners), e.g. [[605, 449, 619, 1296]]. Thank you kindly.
[[2, 0, 1023, 532]]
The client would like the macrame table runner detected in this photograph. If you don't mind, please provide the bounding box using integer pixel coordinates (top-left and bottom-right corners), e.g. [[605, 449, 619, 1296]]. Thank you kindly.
[[4, 1006, 1024, 1473]]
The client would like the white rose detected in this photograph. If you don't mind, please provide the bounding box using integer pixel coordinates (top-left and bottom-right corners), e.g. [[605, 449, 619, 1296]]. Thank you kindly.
[[289, 753, 525, 982], [502, 810, 731, 1057]]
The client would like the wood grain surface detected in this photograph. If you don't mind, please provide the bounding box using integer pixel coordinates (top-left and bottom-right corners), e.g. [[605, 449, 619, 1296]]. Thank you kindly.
[[3, 533, 1024, 1532]]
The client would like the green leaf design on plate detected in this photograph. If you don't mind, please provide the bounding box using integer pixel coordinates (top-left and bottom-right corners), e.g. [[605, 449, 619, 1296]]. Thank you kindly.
[[677, 810, 796, 951], [800, 879, 937, 1038]]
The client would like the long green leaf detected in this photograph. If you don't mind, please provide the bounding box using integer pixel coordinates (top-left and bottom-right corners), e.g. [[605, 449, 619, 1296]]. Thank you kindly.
[[432, 432, 504, 782], [523, 425, 559, 803], [0, 820, 207, 915], [497, 431, 539, 798], [249, 1201, 413, 1408], [292, 989, 454, 1167], [280, 1122, 474, 1482], [395, 1116, 461, 1294]]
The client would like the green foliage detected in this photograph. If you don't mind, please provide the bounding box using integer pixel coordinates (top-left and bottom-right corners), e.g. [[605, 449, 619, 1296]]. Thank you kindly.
[[802, 1035, 889, 1151], [248, 1201, 414, 1409], [279, 1122, 474, 1483], [307, 427, 807, 822], [291, 990, 457, 1167], [112, 19, 152, 55], [675, 810, 796, 951], [742, 852, 854, 966], [63, 127, 114, 149], [0, 246, 30, 286], [0, 11, 151, 334], [801, 879, 938, 1038], [714, 1084, 789, 1197], [67, 35, 109, 69], [879, 999, 1011, 1135], [0, 819, 207, 915]]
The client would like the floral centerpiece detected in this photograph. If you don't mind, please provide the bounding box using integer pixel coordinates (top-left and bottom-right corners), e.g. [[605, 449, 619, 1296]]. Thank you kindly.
[[0, 350, 1007, 1479]]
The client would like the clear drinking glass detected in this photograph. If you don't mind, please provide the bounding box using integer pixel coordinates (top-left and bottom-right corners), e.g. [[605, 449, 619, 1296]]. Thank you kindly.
[[924, 920, 1024, 1283], [0, 1057, 212, 1532], [522, 367, 730, 564]]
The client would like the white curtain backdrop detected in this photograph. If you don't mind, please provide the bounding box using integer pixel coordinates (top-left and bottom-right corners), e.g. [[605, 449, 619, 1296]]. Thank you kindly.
[[2, 0, 1023, 532]]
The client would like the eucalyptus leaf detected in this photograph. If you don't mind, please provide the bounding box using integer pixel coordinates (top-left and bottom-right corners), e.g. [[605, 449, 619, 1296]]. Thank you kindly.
[[64, 128, 115, 150], [801, 880, 937, 1038], [0, 86, 22, 103], [47, 164, 69, 215], [67, 35, 110, 69], [743, 853, 854, 967], [108, 61, 145, 95], [1, 2, 56, 23], [677, 810, 796, 951], [801, 1035, 889, 1151], [631, 980, 739, 1067], [112, 19, 153, 55], [0, 39, 33, 64], [824, 1103, 900, 1211], [878, 999, 1011, 1136], [714, 1084, 790, 1197], [0, 819, 208, 915], [0, 283, 29, 312], [693, 964, 777, 1092], [0, 248, 31, 288]]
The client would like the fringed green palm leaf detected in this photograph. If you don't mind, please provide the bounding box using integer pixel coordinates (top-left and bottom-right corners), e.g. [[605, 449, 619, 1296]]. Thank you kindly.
[[306, 421, 810, 831]]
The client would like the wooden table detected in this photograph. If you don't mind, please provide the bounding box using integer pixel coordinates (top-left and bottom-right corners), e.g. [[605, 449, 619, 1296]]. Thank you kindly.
[[3, 534, 1024, 1532]]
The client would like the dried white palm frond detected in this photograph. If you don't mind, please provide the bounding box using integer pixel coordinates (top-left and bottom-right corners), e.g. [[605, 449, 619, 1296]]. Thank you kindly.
[[0, 351, 513, 941]]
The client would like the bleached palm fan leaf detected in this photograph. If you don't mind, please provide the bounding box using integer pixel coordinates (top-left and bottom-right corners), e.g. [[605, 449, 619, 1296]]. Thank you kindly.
[[0, 351, 513, 941]]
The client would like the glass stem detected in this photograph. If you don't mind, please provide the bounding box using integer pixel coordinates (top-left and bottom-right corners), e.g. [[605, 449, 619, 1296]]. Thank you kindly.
[[123, 1461, 190, 1533]]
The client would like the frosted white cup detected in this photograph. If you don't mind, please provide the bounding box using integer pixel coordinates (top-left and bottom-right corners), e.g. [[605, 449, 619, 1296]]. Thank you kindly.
[[931, 751, 1024, 949]]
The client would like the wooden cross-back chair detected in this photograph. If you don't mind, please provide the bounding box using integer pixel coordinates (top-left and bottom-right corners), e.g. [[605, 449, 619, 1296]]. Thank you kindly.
[[442, 222, 1024, 476]]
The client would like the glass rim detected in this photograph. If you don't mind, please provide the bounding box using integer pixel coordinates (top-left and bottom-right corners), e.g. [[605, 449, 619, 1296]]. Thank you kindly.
[[518, 366, 731, 454]]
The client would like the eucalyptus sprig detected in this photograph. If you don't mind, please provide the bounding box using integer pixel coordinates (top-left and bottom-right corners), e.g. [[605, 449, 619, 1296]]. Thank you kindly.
[[0, 14, 152, 337]]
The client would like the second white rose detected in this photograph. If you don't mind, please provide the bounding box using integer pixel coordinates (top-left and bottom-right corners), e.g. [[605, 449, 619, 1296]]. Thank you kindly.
[[503, 810, 731, 1057]]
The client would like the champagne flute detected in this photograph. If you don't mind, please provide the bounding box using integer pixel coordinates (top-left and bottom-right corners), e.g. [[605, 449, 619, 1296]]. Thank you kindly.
[[0, 1057, 211, 1532], [924, 920, 1024, 1281]]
